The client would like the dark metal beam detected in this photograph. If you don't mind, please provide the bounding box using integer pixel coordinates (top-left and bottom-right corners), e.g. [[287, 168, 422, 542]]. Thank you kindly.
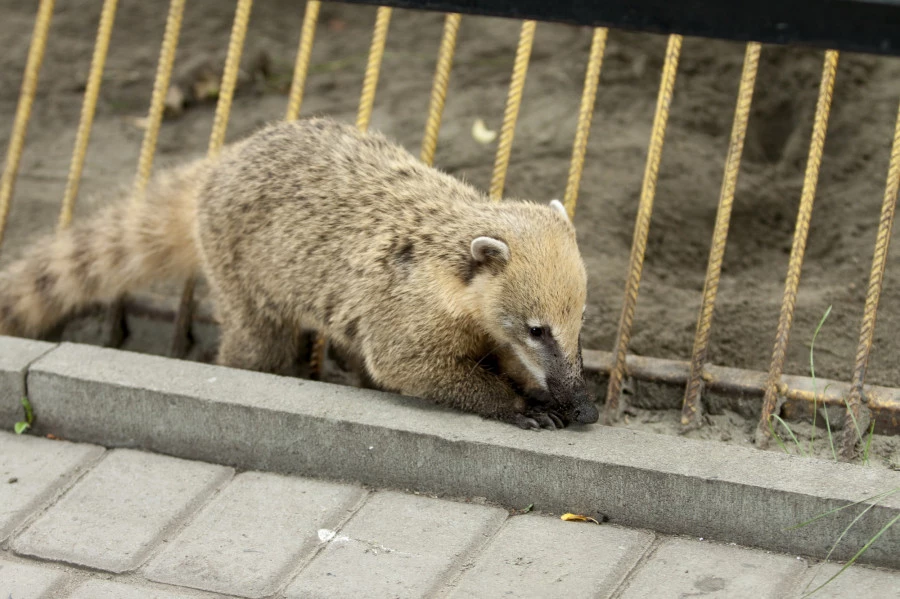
[[333, 0, 900, 57]]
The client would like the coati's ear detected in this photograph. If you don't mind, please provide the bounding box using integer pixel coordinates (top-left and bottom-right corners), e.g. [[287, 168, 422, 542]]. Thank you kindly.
[[471, 236, 510, 265], [549, 199, 571, 223]]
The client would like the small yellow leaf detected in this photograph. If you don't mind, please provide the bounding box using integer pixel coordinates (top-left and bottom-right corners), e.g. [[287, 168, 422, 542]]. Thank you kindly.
[[561, 513, 600, 525]]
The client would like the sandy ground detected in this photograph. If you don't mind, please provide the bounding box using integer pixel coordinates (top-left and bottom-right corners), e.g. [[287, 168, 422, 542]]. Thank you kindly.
[[1, 0, 899, 466]]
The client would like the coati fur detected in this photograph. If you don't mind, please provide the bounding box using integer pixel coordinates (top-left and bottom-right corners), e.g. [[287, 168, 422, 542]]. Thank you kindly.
[[0, 118, 599, 429]]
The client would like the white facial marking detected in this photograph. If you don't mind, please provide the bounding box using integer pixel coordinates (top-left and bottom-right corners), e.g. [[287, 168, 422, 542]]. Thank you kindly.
[[512, 345, 548, 390], [525, 318, 543, 348]]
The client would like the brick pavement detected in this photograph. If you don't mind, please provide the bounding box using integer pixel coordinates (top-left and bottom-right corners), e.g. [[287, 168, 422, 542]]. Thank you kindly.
[[1, 431, 897, 598]]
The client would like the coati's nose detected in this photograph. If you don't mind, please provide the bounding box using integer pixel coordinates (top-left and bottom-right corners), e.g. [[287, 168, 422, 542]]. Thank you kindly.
[[572, 402, 599, 424]]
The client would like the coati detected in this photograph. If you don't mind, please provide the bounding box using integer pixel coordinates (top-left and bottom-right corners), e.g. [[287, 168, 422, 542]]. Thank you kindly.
[[0, 118, 599, 429]]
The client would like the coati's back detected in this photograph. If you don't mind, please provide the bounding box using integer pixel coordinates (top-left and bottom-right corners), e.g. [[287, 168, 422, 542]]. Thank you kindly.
[[197, 118, 500, 332]]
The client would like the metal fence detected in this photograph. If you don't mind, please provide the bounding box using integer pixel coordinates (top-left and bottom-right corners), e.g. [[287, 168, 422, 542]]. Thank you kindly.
[[2, 0, 899, 459]]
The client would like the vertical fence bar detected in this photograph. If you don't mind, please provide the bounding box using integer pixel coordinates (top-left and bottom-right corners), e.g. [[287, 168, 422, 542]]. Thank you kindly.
[[681, 42, 761, 430], [0, 0, 55, 249], [132, 0, 186, 196], [489, 19, 536, 201], [285, 0, 321, 121], [420, 13, 461, 166], [103, 0, 185, 349], [284, 0, 320, 373], [312, 5, 393, 378], [562, 27, 608, 218], [604, 34, 683, 424], [356, 6, 392, 132], [171, 0, 253, 359], [839, 98, 900, 458], [58, 0, 118, 230], [755, 50, 839, 446], [206, 0, 252, 156]]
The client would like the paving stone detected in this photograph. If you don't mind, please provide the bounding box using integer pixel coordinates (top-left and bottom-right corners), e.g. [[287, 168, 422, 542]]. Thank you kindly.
[[12, 449, 232, 573], [144, 471, 365, 598], [619, 538, 807, 599], [796, 562, 900, 598], [449, 515, 654, 598], [0, 432, 104, 541], [286, 491, 507, 599], [66, 579, 205, 599], [0, 337, 55, 429], [0, 559, 66, 599]]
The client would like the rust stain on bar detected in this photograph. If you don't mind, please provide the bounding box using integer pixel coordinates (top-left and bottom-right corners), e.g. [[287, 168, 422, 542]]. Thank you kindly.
[[171, 0, 254, 359], [605, 34, 682, 424], [681, 42, 760, 430], [489, 19, 536, 201], [839, 95, 900, 458], [755, 50, 839, 447]]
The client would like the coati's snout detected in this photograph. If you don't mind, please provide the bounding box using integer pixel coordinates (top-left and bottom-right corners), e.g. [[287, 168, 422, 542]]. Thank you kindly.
[[548, 376, 599, 425], [537, 336, 599, 425]]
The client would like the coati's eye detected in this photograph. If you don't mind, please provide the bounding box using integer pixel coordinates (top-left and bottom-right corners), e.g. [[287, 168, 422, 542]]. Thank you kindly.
[[529, 326, 545, 339]]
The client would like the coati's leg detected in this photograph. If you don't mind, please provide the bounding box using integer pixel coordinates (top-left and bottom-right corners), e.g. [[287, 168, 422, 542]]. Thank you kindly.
[[362, 348, 561, 430], [214, 299, 302, 377]]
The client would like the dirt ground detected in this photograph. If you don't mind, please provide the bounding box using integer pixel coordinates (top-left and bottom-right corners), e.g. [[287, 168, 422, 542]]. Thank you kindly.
[[1, 0, 899, 467]]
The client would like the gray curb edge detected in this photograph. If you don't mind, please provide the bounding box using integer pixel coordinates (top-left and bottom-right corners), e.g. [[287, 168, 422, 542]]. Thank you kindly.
[[2, 336, 899, 569]]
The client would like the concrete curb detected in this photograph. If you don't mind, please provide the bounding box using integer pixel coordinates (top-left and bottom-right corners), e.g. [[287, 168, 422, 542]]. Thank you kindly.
[[2, 337, 899, 569]]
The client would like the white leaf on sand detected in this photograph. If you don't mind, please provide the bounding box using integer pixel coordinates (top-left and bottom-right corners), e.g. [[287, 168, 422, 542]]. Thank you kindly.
[[128, 116, 149, 130], [472, 118, 497, 144]]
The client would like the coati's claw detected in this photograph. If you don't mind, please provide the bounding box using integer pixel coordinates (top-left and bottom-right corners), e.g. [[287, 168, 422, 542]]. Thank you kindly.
[[547, 412, 566, 429], [523, 410, 566, 430], [530, 412, 557, 430], [510, 414, 542, 430]]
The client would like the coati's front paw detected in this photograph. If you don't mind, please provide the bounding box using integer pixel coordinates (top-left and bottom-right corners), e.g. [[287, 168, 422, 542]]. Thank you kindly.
[[508, 410, 566, 431]]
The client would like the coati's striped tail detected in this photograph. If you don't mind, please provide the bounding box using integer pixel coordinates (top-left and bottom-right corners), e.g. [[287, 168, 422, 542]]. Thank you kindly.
[[0, 160, 207, 338]]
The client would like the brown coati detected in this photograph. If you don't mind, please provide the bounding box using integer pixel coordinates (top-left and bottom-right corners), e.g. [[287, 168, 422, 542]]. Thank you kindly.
[[0, 118, 599, 429]]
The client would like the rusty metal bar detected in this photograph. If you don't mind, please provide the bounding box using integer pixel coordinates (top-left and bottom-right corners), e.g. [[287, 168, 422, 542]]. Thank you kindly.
[[356, 6, 392, 132], [562, 27, 608, 218], [681, 42, 761, 430], [604, 34, 683, 424], [103, 0, 185, 349], [58, 0, 118, 230], [285, 0, 323, 370], [171, 0, 253, 359], [285, 0, 321, 121], [0, 0, 55, 250], [489, 19, 536, 201], [583, 349, 900, 436], [755, 50, 839, 446], [420, 12, 461, 166], [312, 5, 393, 378], [133, 0, 186, 196], [838, 96, 900, 458]]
